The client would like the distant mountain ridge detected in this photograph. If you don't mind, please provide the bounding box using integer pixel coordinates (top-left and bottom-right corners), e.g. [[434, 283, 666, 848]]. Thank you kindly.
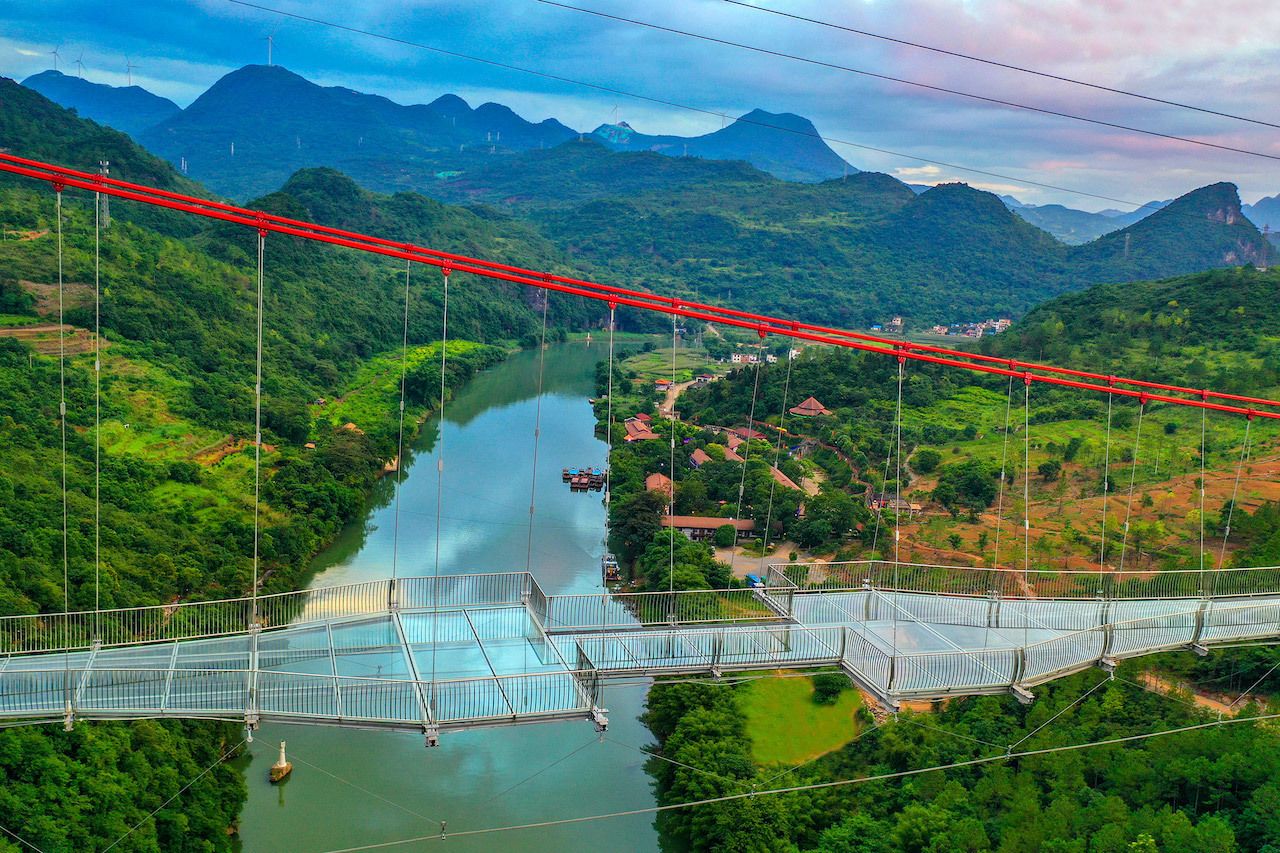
[[21, 64, 856, 197], [22, 69, 180, 136], [591, 109, 852, 182]]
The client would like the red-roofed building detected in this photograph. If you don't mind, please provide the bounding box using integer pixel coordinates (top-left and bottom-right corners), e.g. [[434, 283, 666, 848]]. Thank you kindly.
[[689, 447, 713, 468], [634, 412, 653, 423], [644, 472, 673, 498], [722, 446, 744, 463], [731, 427, 766, 441], [770, 466, 801, 491], [625, 417, 659, 442], [788, 396, 833, 417], [661, 515, 755, 542]]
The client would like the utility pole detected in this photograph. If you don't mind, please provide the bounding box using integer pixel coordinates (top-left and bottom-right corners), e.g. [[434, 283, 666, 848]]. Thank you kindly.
[[1124, 233, 1131, 261]]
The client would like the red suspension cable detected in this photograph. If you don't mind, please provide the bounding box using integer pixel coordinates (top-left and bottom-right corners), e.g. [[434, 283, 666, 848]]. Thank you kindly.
[[2, 152, 1275, 420]]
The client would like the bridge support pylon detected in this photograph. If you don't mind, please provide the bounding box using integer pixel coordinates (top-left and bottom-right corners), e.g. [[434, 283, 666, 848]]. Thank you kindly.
[[1011, 684, 1035, 705], [424, 724, 440, 748]]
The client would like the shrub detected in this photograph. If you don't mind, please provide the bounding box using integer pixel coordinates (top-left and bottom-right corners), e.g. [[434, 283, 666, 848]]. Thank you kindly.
[[812, 673, 850, 705]]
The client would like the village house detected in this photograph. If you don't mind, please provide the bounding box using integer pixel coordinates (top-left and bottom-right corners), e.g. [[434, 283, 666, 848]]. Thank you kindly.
[[644, 472, 673, 499], [624, 416, 659, 442], [661, 515, 755, 542], [866, 492, 923, 515], [689, 447, 713, 468]]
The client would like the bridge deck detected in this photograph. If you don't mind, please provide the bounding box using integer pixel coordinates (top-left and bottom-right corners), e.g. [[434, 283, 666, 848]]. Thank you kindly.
[[2, 569, 1278, 736]]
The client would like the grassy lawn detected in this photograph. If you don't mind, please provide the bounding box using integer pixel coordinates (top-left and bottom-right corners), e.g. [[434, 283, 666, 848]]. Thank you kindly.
[[739, 672, 866, 766]]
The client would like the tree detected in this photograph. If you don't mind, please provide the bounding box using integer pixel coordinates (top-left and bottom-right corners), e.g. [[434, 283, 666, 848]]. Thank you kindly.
[[933, 459, 998, 515], [912, 448, 941, 474], [714, 524, 737, 548], [611, 489, 665, 564], [1038, 458, 1062, 481]]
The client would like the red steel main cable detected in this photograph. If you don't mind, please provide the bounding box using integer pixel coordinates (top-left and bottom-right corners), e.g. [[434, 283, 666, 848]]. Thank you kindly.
[[2, 152, 1275, 419]]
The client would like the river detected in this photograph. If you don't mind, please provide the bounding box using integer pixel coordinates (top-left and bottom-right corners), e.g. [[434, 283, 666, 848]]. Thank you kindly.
[[237, 343, 659, 852]]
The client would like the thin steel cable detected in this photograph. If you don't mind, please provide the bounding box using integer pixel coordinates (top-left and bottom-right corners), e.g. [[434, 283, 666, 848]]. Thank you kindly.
[[899, 717, 1003, 750], [1009, 674, 1110, 749], [758, 719, 882, 787], [102, 738, 246, 852], [433, 270, 451, 580], [1022, 379, 1031, 577], [1199, 407, 1207, 593], [93, 188, 102, 635], [604, 734, 745, 789], [718, 0, 1280, 130], [222, 0, 1231, 227], [890, 357, 905, 661], [668, 310, 677, 594], [285, 750, 438, 824], [251, 232, 265, 626], [483, 734, 600, 805], [1099, 391, 1114, 568], [430, 268, 451, 711], [1022, 379, 1030, 649], [1226, 657, 1280, 710], [313, 711, 1280, 851], [729, 342, 765, 575], [992, 376, 1015, 569], [537, 0, 1280, 164], [0, 824, 45, 853], [1116, 402, 1147, 573], [762, 336, 797, 554], [525, 291, 550, 574], [868, 408, 896, 559], [603, 306, 616, 559], [390, 259, 412, 581], [1214, 418, 1254, 590], [55, 189, 69, 701]]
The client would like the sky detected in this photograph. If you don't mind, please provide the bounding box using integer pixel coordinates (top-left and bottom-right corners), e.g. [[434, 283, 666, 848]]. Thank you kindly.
[[2, 0, 1278, 210]]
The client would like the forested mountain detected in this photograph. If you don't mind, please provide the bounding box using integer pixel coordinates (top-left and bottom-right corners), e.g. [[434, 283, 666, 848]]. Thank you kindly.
[[135, 65, 577, 200], [434, 140, 1268, 327], [22, 69, 181, 136]]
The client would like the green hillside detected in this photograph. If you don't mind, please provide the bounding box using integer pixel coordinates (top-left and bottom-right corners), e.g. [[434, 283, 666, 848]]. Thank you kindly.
[[428, 140, 1269, 328]]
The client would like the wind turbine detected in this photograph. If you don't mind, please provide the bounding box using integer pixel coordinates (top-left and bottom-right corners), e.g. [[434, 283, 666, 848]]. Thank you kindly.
[[74, 49, 85, 79], [50, 45, 61, 72], [125, 56, 138, 86], [264, 29, 276, 66]]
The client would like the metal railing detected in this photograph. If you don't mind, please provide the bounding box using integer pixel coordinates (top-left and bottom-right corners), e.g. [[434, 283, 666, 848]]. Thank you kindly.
[[777, 561, 1280, 601], [544, 587, 793, 633], [0, 666, 595, 727], [0, 573, 536, 656]]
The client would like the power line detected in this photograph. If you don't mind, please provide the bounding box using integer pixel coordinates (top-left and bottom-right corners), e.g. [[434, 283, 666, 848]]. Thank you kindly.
[[316, 711, 1280, 851], [535, 0, 1280, 164], [718, 0, 1280, 131], [222, 0, 1203, 215]]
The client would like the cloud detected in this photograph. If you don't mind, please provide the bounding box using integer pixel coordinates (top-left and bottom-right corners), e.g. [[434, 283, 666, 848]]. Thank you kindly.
[[1, 0, 1276, 207]]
